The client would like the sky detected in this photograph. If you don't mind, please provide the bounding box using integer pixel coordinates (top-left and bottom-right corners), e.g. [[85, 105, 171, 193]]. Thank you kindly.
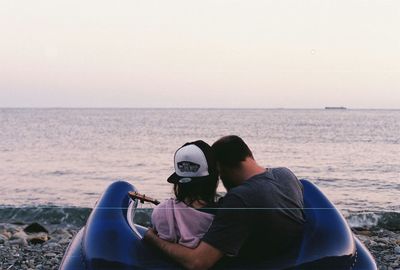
[[0, 0, 399, 108]]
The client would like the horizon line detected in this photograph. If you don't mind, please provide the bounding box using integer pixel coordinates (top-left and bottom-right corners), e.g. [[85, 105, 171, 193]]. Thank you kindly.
[[1, 106, 400, 110]]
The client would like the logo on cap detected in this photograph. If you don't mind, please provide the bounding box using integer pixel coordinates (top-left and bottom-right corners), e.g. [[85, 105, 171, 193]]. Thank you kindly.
[[178, 178, 192, 183], [177, 161, 200, 173]]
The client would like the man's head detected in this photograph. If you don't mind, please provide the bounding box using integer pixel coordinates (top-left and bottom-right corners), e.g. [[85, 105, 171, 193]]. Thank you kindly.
[[212, 135, 254, 190]]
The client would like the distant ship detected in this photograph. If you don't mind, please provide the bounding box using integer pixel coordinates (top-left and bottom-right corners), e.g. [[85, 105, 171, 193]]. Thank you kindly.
[[325, 107, 347, 110]]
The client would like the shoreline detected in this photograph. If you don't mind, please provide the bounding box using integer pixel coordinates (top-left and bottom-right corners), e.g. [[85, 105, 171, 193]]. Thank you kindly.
[[1, 222, 399, 269]]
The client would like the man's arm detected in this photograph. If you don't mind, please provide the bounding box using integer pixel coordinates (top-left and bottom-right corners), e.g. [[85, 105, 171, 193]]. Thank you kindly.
[[144, 228, 223, 270]]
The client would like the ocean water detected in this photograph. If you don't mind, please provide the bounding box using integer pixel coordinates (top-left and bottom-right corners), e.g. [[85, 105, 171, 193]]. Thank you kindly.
[[0, 108, 399, 227]]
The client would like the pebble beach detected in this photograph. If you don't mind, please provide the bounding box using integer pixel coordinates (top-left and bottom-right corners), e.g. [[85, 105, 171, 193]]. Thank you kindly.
[[0, 223, 77, 270], [1, 221, 399, 270]]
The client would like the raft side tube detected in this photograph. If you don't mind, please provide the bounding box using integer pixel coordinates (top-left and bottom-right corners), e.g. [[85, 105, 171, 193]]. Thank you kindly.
[[59, 227, 86, 270], [82, 180, 179, 269], [352, 237, 377, 270], [295, 179, 355, 268]]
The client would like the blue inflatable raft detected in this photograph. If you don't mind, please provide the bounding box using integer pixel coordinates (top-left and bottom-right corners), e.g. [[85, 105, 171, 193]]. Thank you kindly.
[[60, 180, 377, 269]]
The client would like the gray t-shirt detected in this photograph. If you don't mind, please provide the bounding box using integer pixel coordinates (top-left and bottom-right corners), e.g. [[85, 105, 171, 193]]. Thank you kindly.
[[202, 167, 305, 261]]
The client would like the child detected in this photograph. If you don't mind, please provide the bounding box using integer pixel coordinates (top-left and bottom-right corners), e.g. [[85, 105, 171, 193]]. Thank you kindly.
[[151, 140, 218, 248]]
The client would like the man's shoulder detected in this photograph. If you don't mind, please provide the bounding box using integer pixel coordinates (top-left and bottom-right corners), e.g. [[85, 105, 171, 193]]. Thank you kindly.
[[270, 167, 297, 178], [223, 175, 270, 206], [245, 167, 296, 182], [228, 181, 257, 198]]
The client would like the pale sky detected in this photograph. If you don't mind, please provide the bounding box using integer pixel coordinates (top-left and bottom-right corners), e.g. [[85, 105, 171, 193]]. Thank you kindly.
[[1, 0, 399, 108]]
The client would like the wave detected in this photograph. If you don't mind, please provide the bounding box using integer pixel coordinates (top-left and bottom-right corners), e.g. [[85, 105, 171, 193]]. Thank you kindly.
[[0, 207, 399, 231], [0, 206, 91, 227], [345, 211, 400, 231]]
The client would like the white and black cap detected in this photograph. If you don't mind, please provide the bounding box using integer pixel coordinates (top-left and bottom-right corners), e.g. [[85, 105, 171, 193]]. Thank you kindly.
[[167, 140, 217, 184]]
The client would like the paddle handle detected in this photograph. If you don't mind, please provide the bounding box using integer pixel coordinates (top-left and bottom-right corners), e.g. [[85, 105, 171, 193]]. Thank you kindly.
[[128, 191, 160, 205]]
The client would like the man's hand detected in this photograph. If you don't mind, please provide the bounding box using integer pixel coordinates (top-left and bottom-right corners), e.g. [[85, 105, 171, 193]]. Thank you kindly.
[[143, 227, 158, 242], [144, 228, 223, 270]]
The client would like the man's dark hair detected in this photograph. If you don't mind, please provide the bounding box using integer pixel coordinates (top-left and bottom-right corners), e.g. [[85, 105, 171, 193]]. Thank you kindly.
[[174, 176, 218, 206], [212, 135, 253, 168]]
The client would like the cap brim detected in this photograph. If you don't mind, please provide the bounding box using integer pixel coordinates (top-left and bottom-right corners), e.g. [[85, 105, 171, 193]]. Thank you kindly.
[[168, 173, 212, 184], [167, 172, 180, 183]]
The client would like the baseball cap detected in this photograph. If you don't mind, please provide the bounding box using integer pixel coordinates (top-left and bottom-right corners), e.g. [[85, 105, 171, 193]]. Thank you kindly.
[[167, 140, 217, 184]]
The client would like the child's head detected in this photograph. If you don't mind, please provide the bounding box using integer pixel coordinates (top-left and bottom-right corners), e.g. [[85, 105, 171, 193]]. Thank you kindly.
[[167, 140, 218, 205]]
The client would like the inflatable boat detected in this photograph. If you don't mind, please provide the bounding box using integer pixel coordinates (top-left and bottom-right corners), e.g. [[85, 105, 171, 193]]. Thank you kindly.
[[59, 180, 377, 269]]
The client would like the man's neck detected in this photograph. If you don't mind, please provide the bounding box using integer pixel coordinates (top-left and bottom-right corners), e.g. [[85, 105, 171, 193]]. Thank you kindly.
[[240, 158, 267, 182]]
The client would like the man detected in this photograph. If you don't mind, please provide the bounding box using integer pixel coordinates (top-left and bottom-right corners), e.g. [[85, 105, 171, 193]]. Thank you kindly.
[[144, 135, 305, 270]]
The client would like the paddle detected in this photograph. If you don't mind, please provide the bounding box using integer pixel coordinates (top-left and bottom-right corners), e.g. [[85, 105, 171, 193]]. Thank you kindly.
[[128, 191, 160, 205]]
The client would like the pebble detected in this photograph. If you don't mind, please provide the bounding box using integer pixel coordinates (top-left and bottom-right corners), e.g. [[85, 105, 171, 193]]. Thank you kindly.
[[58, 238, 71, 245], [51, 228, 72, 238], [356, 230, 373, 236], [50, 258, 59, 264], [384, 255, 393, 260], [44, 252, 57, 258], [45, 242, 61, 249], [9, 238, 28, 246], [0, 234, 7, 244]]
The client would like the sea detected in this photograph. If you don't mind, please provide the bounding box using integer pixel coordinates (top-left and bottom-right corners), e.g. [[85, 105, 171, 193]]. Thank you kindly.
[[0, 108, 399, 229]]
